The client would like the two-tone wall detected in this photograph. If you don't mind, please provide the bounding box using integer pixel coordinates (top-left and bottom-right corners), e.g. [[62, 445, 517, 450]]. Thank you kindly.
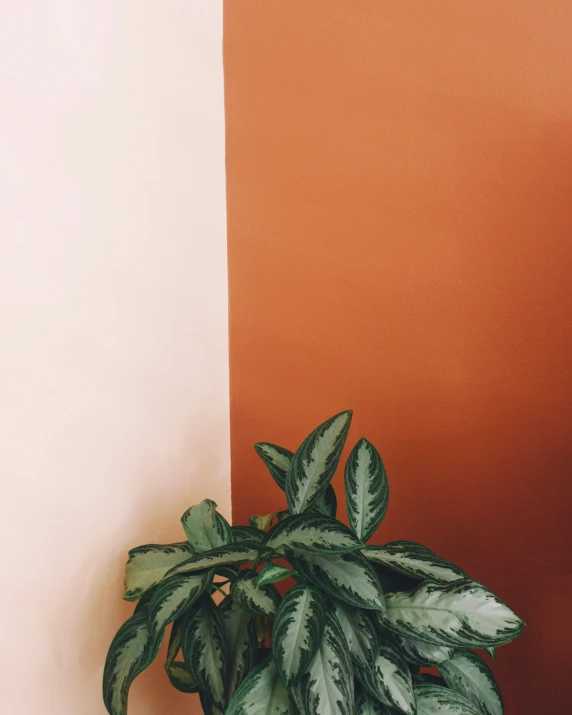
[[1, 2, 570, 714]]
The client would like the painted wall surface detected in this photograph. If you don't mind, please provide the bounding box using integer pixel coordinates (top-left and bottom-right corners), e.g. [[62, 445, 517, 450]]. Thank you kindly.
[[0, 3, 227, 714], [224, 2, 572, 712]]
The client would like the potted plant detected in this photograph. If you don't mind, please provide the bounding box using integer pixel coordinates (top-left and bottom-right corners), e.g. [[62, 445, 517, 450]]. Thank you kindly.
[[104, 410, 523, 714]]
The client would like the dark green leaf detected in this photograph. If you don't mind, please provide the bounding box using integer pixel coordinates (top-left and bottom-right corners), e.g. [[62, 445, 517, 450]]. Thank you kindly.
[[253, 443, 294, 491], [232, 525, 265, 543], [365, 542, 466, 582], [312, 485, 337, 518], [230, 570, 281, 616], [219, 595, 258, 700], [164, 661, 198, 693], [166, 542, 260, 577], [147, 570, 211, 635], [226, 655, 290, 715], [345, 438, 388, 542], [255, 563, 296, 587], [415, 684, 482, 714], [265, 513, 362, 554]]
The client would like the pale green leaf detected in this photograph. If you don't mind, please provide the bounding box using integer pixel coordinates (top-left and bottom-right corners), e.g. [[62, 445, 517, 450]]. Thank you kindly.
[[166, 543, 259, 577], [333, 601, 378, 669], [226, 655, 290, 715], [147, 570, 211, 635], [272, 585, 326, 687], [286, 410, 353, 514], [103, 611, 162, 715], [357, 642, 415, 715], [384, 579, 523, 648], [293, 610, 354, 715], [181, 499, 233, 554], [255, 563, 296, 587], [182, 596, 227, 711], [231, 569, 281, 616], [440, 651, 503, 715], [345, 438, 388, 542], [219, 595, 258, 699], [285, 548, 385, 610], [123, 542, 192, 601], [164, 661, 198, 693], [365, 542, 466, 582], [265, 513, 362, 554], [415, 684, 483, 714], [253, 443, 293, 491], [249, 513, 278, 531], [398, 634, 455, 666]]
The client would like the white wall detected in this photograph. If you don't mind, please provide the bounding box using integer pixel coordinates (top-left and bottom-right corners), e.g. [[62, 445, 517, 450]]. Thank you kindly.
[[0, 3, 228, 713]]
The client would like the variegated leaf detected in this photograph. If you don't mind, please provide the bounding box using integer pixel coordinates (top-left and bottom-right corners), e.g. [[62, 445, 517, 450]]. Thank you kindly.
[[483, 647, 495, 660], [286, 410, 353, 514], [384, 580, 523, 648], [231, 570, 281, 616], [414, 673, 447, 687], [357, 642, 415, 715], [365, 543, 466, 582], [181, 499, 233, 554], [415, 684, 482, 714], [345, 438, 388, 542], [312, 485, 337, 517], [249, 513, 278, 531], [226, 655, 290, 715], [164, 661, 198, 693], [294, 610, 354, 715], [285, 548, 385, 610], [272, 585, 326, 687], [219, 595, 258, 699], [253, 442, 293, 490], [355, 690, 394, 715], [182, 596, 227, 711], [265, 513, 362, 554], [333, 601, 378, 668], [398, 635, 455, 666], [255, 563, 296, 587], [123, 542, 192, 601], [232, 525, 265, 543], [166, 543, 260, 577], [103, 611, 163, 715], [440, 651, 503, 715], [147, 570, 211, 635]]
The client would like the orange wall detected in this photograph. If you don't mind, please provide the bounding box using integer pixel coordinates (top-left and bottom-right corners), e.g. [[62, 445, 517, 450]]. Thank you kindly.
[[224, 2, 571, 712]]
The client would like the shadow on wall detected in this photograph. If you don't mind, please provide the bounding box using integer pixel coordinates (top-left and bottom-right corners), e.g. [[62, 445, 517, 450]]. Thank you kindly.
[[54, 432, 228, 715]]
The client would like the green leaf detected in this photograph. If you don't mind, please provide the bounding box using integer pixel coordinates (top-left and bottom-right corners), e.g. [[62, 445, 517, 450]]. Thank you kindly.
[[253, 443, 293, 490], [286, 410, 353, 514], [164, 661, 198, 693], [181, 499, 233, 554], [166, 542, 260, 577], [397, 635, 455, 666], [365, 542, 466, 582], [265, 513, 363, 554], [413, 674, 447, 687], [293, 610, 354, 715], [182, 595, 228, 711], [226, 655, 290, 715], [332, 601, 379, 668], [272, 585, 326, 687], [147, 570, 212, 635], [384, 579, 523, 648], [165, 620, 182, 668], [440, 651, 503, 715], [255, 563, 296, 587], [123, 542, 191, 601], [355, 690, 394, 715], [345, 438, 388, 542], [249, 513, 278, 531], [103, 611, 163, 715], [483, 647, 495, 660], [232, 525, 265, 543], [219, 595, 258, 699], [312, 485, 337, 518], [285, 548, 385, 610], [415, 684, 483, 714], [230, 569, 281, 615], [357, 642, 415, 715]]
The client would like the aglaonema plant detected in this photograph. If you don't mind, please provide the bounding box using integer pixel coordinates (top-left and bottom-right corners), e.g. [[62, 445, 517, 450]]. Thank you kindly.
[[104, 410, 523, 715]]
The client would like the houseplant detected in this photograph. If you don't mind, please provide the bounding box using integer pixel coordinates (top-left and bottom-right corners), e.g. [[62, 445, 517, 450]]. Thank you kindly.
[[104, 410, 523, 715]]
